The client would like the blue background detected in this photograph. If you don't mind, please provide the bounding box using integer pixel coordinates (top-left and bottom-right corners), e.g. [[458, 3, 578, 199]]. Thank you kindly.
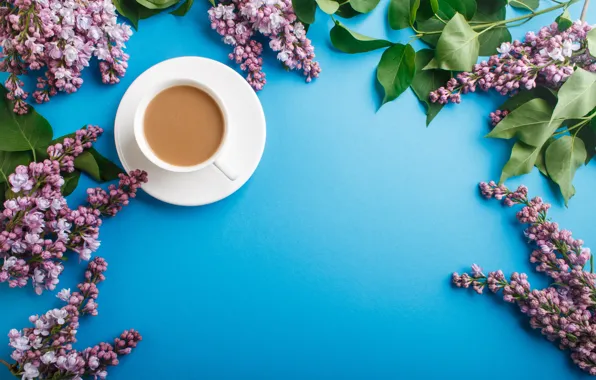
[[2, 1, 596, 379]]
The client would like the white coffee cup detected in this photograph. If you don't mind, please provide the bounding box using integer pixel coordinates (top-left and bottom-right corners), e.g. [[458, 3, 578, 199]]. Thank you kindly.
[[133, 78, 238, 180]]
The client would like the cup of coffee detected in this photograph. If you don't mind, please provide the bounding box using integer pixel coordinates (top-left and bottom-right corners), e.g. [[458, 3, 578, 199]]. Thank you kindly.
[[133, 79, 237, 180]]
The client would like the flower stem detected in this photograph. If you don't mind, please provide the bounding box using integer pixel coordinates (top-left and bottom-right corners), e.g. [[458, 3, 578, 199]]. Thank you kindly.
[[471, 1, 572, 31], [581, 0, 591, 21], [0, 359, 10, 369]]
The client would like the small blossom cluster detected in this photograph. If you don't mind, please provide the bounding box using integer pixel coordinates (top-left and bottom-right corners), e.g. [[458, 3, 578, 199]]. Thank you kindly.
[[430, 21, 595, 105], [208, 0, 321, 91], [2, 257, 141, 380], [0, 0, 132, 114], [489, 109, 509, 127], [453, 181, 596, 375], [0, 125, 148, 294]]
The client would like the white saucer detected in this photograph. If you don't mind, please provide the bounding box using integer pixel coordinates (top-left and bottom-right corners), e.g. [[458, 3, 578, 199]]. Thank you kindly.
[[114, 57, 266, 206]]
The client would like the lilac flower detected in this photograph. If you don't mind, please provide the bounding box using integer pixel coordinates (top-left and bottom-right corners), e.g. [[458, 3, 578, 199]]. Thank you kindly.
[[430, 21, 595, 106], [1, 258, 141, 379], [208, 0, 321, 91], [0, 125, 148, 294], [454, 182, 596, 375], [0, 0, 132, 114]]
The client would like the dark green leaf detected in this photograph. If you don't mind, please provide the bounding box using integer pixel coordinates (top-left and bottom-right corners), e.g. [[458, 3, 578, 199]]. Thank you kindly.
[[498, 87, 558, 112], [330, 22, 393, 53], [293, 0, 317, 23], [88, 148, 125, 181], [431, 13, 479, 71], [474, 0, 506, 19], [138, 6, 165, 18], [411, 49, 451, 126], [487, 98, 562, 146], [417, 17, 445, 46], [74, 151, 101, 182], [135, 0, 179, 9], [170, 0, 193, 16], [478, 27, 511, 56], [113, 0, 140, 29], [500, 141, 542, 182], [535, 138, 554, 177], [437, 0, 476, 20], [578, 120, 596, 164], [416, 0, 437, 20], [556, 9, 573, 31], [509, 0, 538, 11], [376, 44, 416, 105], [587, 29, 596, 59], [389, 0, 420, 30], [335, 2, 361, 17], [62, 170, 81, 197], [552, 68, 596, 121], [0, 86, 53, 153], [350, 0, 380, 13], [0, 182, 6, 207], [0, 151, 32, 184], [545, 136, 586, 205]]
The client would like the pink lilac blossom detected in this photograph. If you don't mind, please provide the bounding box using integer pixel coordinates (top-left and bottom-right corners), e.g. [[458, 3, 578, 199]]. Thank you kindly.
[[0, 0, 132, 114], [430, 21, 596, 105], [0, 125, 148, 294], [453, 181, 596, 375], [208, 0, 321, 91], [0, 257, 141, 380]]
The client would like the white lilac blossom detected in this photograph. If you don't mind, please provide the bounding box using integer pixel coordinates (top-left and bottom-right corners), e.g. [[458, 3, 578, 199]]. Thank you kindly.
[[0, 258, 141, 379], [430, 21, 595, 104], [454, 182, 596, 376], [0, 126, 148, 294], [0, 0, 132, 114], [208, 0, 321, 91]]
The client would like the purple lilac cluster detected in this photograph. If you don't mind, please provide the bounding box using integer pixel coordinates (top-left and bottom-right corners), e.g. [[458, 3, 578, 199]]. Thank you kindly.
[[453, 181, 596, 375], [430, 21, 596, 104], [1, 257, 141, 380], [208, 0, 321, 91], [489, 109, 509, 127], [0, 125, 148, 295], [0, 0, 132, 114]]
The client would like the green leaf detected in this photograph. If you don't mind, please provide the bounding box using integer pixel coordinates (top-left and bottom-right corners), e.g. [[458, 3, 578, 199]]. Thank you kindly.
[[292, 0, 317, 24], [416, 0, 437, 20], [500, 141, 542, 182], [0, 151, 32, 184], [577, 120, 596, 164], [316, 0, 339, 13], [535, 138, 554, 177], [430, 0, 439, 13], [498, 87, 558, 112], [474, 0, 506, 20], [335, 2, 361, 17], [411, 49, 451, 125], [376, 44, 416, 105], [432, 13, 479, 71], [138, 6, 165, 18], [389, 0, 420, 30], [556, 9, 573, 31], [88, 148, 125, 181], [350, 0, 380, 13], [417, 17, 445, 47], [545, 136, 587, 205], [0, 86, 53, 153], [437, 0, 476, 20], [330, 22, 393, 53], [552, 68, 596, 121], [509, 0, 538, 11], [135, 0, 179, 9], [478, 27, 511, 56], [487, 98, 562, 146], [0, 182, 6, 207], [74, 151, 101, 182], [113, 0, 140, 29], [61, 170, 81, 197], [170, 0, 193, 16], [587, 29, 596, 59]]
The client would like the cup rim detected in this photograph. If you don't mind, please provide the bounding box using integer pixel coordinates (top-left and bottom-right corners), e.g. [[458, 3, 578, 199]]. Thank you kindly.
[[133, 79, 229, 173]]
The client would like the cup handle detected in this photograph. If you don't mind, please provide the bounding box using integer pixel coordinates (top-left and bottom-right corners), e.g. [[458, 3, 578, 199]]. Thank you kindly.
[[213, 158, 238, 181]]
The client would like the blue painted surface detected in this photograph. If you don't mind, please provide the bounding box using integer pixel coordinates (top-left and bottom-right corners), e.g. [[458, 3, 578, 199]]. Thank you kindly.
[[1, 1, 596, 379]]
